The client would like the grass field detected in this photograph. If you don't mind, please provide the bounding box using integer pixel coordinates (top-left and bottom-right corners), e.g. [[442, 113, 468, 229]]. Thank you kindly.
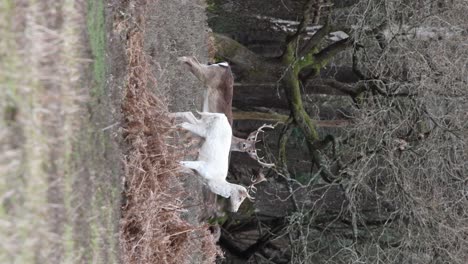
[[1, 0, 220, 263], [0, 0, 121, 263]]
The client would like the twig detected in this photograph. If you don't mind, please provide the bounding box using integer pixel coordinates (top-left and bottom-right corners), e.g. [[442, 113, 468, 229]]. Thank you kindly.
[[101, 121, 120, 131]]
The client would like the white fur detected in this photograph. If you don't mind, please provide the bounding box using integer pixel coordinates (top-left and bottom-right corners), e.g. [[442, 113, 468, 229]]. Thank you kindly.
[[172, 111, 249, 212], [216, 62, 229, 67]]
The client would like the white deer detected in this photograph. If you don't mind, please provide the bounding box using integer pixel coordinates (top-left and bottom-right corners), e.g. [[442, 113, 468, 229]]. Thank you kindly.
[[179, 56, 274, 167], [171, 111, 252, 212]]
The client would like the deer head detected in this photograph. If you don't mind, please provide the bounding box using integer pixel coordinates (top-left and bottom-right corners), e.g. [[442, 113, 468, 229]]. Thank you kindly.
[[178, 56, 200, 72], [231, 124, 275, 168], [229, 184, 254, 212]]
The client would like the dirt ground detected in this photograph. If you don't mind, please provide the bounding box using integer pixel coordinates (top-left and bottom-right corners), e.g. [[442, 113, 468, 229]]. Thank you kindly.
[[0, 0, 218, 263], [143, 0, 217, 225], [116, 0, 223, 263]]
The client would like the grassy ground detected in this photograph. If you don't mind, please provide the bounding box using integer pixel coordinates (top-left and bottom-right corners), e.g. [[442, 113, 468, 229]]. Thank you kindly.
[[0, 0, 121, 263], [1, 0, 220, 263], [87, 0, 106, 96]]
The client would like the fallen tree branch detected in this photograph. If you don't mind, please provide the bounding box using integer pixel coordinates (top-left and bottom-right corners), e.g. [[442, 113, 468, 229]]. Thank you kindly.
[[313, 38, 353, 67], [299, 22, 331, 57], [233, 110, 352, 127], [233, 110, 289, 123]]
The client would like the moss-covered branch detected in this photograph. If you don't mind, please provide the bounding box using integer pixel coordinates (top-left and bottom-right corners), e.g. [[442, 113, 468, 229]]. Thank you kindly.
[[314, 38, 353, 67], [233, 110, 351, 127], [232, 111, 289, 123], [296, 38, 353, 73], [299, 22, 331, 56], [281, 64, 319, 143], [213, 33, 261, 68], [214, 19, 349, 182], [281, 66, 334, 183], [279, 9, 349, 182]]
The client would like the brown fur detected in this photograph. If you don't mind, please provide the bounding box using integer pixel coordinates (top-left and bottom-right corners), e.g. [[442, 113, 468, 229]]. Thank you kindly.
[[178, 56, 274, 167], [215, 68, 233, 125], [180, 56, 233, 125]]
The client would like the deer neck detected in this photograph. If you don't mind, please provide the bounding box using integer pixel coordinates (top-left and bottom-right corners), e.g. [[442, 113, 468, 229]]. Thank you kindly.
[[207, 179, 231, 198], [184, 58, 207, 83], [202, 88, 220, 113], [230, 136, 245, 152]]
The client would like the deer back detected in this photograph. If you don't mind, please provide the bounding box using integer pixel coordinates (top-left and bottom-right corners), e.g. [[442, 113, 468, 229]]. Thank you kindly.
[[196, 112, 232, 179], [212, 65, 233, 126]]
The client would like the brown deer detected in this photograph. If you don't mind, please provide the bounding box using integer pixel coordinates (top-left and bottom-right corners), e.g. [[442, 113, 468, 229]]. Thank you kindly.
[[179, 56, 274, 167]]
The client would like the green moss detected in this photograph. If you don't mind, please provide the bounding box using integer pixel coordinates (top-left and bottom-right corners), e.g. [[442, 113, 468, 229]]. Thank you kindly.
[[87, 0, 106, 98], [205, 0, 218, 13], [283, 68, 319, 142], [280, 41, 321, 158], [208, 214, 229, 225], [297, 52, 313, 70], [354, 92, 364, 106]]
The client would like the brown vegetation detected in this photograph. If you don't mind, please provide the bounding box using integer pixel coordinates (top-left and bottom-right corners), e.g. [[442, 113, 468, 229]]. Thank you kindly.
[[119, 2, 219, 263]]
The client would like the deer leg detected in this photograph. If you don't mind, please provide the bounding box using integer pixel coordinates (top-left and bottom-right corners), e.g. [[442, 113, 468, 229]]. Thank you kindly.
[[169, 111, 201, 125], [180, 122, 207, 138], [179, 161, 206, 177]]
